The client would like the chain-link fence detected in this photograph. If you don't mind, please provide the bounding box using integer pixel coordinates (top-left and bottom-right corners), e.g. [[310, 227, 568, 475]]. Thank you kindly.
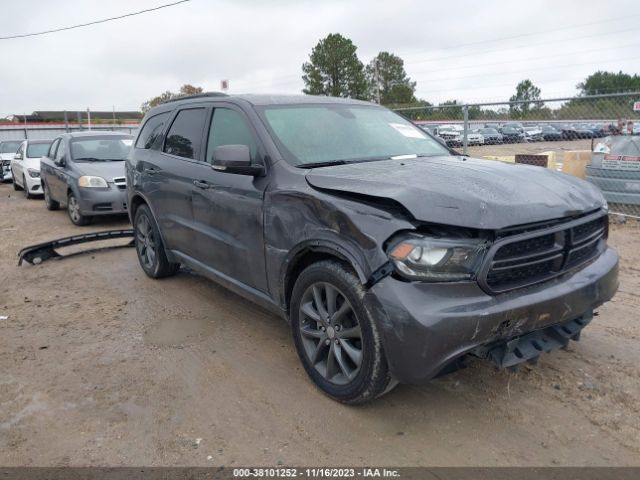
[[0, 123, 139, 142], [395, 92, 640, 217]]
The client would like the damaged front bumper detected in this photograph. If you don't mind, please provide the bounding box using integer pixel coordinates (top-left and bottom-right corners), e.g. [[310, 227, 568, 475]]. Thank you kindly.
[[367, 247, 619, 384], [18, 229, 134, 265]]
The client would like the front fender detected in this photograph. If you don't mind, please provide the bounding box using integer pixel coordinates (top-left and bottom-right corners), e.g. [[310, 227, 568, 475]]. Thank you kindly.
[[264, 186, 415, 308]]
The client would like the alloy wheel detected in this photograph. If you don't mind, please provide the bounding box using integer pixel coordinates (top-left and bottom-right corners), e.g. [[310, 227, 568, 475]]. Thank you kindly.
[[68, 195, 81, 222], [298, 282, 363, 385], [136, 213, 156, 270]]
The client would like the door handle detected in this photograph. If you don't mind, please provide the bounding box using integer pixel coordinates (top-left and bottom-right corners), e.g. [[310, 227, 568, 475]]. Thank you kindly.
[[193, 180, 211, 190]]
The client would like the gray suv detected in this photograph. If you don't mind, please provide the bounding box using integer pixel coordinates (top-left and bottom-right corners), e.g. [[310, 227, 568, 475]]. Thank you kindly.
[[126, 93, 618, 404], [40, 132, 133, 225]]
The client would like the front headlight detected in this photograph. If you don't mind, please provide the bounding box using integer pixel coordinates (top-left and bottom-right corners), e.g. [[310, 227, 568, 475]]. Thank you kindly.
[[78, 176, 108, 188], [27, 168, 40, 178], [388, 235, 488, 281]]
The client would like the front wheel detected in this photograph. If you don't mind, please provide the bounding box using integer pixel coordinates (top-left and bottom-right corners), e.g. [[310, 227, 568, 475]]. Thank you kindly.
[[134, 204, 180, 278], [23, 176, 32, 199], [43, 182, 59, 210], [290, 260, 397, 404], [67, 191, 91, 226]]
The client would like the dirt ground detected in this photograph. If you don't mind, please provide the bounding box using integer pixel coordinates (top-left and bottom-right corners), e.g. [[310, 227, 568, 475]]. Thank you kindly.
[[0, 181, 639, 467]]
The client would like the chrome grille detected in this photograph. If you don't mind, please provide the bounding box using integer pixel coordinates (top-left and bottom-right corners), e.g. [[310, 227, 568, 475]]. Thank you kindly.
[[480, 212, 608, 294]]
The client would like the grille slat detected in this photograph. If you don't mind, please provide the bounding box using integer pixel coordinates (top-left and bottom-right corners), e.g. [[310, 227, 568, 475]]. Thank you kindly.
[[481, 214, 607, 293]]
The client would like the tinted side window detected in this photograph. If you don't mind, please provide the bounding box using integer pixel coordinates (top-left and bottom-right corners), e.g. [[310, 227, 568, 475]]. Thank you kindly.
[[48, 139, 60, 158], [136, 112, 170, 149], [163, 108, 207, 159], [206, 108, 257, 163]]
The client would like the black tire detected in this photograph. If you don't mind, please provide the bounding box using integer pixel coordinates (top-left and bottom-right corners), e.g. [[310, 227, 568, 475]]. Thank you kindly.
[[67, 191, 91, 226], [290, 260, 396, 404], [23, 176, 32, 199], [134, 204, 180, 278], [43, 182, 59, 210]]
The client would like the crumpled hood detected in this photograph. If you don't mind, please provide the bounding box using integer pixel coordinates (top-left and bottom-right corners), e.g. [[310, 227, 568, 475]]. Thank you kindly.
[[305, 156, 605, 230], [74, 161, 126, 182]]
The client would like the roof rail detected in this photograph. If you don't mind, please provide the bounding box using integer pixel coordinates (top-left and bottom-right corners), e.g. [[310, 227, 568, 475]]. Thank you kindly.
[[162, 92, 229, 104]]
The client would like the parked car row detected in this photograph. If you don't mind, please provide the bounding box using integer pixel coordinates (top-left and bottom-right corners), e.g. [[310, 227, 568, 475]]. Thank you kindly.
[[416, 121, 626, 146], [0, 132, 133, 225]]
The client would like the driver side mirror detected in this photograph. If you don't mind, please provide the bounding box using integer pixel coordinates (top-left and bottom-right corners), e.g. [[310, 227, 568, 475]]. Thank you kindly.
[[211, 145, 264, 176], [54, 156, 66, 167], [14, 153, 23, 160]]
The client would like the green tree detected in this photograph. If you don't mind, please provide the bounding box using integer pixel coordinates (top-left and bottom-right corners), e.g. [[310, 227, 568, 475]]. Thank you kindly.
[[366, 52, 416, 104], [141, 84, 204, 112], [577, 71, 640, 95], [509, 79, 543, 119], [302, 33, 368, 99]]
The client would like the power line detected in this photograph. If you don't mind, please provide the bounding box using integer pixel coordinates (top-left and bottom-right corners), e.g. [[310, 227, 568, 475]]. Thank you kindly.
[[411, 55, 639, 85], [399, 13, 640, 58], [0, 0, 191, 40], [232, 25, 639, 90]]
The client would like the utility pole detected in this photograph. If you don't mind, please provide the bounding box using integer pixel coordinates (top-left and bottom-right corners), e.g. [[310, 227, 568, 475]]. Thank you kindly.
[[374, 60, 381, 104], [87, 108, 91, 130], [112, 105, 116, 127]]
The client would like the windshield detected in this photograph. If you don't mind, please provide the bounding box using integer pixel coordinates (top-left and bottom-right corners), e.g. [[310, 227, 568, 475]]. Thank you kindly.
[[258, 104, 450, 166], [26, 142, 52, 158], [0, 141, 22, 153], [70, 136, 133, 161], [480, 128, 498, 134]]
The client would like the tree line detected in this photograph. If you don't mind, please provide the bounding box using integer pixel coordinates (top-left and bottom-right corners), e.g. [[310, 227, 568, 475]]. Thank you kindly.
[[141, 32, 640, 120]]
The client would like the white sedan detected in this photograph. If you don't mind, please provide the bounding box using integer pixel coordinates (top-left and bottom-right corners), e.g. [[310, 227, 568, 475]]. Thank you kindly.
[[10, 139, 52, 198]]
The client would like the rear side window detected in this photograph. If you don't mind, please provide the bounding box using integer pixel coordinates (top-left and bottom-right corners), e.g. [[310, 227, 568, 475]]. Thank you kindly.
[[136, 112, 170, 149], [163, 108, 207, 159], [206, 108, 257, 163]]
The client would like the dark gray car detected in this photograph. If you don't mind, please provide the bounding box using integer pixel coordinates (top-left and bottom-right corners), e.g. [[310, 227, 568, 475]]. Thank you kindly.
[[40, 132, 133, 225], [126, 93, 618, 404]]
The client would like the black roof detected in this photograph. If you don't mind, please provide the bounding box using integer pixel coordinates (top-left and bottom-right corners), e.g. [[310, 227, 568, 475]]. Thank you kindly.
[[147, 92, 374, 116]]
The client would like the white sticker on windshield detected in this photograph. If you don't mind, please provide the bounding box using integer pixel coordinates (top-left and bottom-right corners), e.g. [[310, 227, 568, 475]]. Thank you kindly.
[[389, 123, 425, 138], [121, 139, 133, 146]]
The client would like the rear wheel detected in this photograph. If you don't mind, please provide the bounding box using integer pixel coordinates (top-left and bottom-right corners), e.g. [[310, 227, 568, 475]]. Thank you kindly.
[[43, 182, 59, 210], [134, 204, 180, 278], [67, 191, 91, 226], [290, 260, 397, 404]]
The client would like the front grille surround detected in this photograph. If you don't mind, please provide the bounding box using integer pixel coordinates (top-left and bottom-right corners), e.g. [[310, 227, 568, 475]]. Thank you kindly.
[[478, 211, 608, 294], [112, 176, 127, 190]]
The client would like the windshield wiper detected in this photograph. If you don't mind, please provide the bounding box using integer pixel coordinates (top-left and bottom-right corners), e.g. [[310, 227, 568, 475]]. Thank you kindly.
[[74, 157, 125, 162], [297, 156, 405, 169], [297, 160, 350, 169]]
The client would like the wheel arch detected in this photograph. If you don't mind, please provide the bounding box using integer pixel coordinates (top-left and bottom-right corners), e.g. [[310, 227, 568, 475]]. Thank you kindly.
[[281, 241, 368, 314]]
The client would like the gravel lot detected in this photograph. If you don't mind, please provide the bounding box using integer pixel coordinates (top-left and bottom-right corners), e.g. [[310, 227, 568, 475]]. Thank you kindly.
[[0, 179, 638, 467]]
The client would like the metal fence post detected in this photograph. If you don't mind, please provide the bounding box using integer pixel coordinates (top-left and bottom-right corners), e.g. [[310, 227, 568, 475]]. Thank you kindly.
[[463, 105, 469, 155]]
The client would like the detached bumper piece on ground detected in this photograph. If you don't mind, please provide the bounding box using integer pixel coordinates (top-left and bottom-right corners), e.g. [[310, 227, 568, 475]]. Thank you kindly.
[[473, 312, 593, 370], [17, 229, 134, 265]]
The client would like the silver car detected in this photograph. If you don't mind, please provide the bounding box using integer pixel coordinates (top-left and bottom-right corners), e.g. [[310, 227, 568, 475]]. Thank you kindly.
[[39, 132, 133, 225]]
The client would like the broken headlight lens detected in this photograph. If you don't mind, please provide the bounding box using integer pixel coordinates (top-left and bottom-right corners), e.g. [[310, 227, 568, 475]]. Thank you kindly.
[[388, 235, 487, 281], [78, 176, 108, 188]]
